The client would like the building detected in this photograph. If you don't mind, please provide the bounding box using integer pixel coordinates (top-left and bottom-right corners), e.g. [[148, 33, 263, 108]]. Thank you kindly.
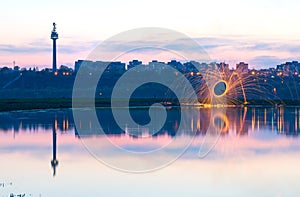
[[75, 60, 125, 74], [183, 61, 200, 73], [106, 61, 126, 73], [217, 62, 230, 75], [236, 62, 249, 74], [149, 60, 166, 72], [74, 60, 94, 72], [276, 61, 300, 76], [167, 60, 183, 71], [127, 60, 142, 70]]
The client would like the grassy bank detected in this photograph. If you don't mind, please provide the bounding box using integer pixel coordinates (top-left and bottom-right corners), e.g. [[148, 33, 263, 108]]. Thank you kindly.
[[0, 98, 177, 112], [0, 98, 299, 112], [0, 98, 73, 112]]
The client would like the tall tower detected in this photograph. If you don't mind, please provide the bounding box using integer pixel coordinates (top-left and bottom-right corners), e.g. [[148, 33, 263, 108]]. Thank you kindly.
[[51, 22, 58, 72]]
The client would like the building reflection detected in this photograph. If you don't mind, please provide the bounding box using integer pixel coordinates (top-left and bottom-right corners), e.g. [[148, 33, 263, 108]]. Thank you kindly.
[[0, 107, 299, 139], [74, 107, 300, 137]]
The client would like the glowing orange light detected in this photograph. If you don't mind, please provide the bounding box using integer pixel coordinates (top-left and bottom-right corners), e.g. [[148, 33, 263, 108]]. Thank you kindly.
[[212, 113, 229, 134], [212, 80, 228, 98]]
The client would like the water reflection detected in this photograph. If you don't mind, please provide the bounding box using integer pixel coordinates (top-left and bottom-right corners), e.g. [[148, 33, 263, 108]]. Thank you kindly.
[[51, 119, 58, 176], [0, 107, 299, 175], [0, 107, 299, 176], [0, 107, 299, 137], [1, 107, 300, 196]]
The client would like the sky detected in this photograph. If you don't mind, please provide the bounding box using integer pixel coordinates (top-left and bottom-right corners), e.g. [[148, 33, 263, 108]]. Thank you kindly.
[[1, 0, 300, 69]]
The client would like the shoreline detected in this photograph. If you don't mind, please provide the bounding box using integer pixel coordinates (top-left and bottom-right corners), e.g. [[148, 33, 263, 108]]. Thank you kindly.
[[0, 98, 300, 112]]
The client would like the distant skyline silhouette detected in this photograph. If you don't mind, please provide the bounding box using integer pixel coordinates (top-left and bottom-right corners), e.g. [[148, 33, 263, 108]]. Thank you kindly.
[[0, 36, 299, 69]]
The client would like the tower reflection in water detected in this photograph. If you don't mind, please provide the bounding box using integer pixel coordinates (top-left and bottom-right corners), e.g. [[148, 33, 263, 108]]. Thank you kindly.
[[50, 115, 70, 177], [51, 119, 58, 177]]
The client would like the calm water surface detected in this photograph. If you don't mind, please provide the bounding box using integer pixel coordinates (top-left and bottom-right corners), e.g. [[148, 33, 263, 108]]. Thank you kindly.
[[0, 107, 300, 197]]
